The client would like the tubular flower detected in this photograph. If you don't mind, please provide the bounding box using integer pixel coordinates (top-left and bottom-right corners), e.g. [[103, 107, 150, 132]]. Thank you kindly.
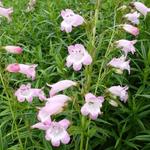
[[15, 83, 46, 102], [0, 6, 13, 22], [3, 46, 23, 54], [60, 9, 84, 33], [124, 11, 140, 25], [108, 86, 128, 103], [123, 24, 139, 36], [66, 44, 92, 71], [107, 55, 130, 74], [133, 2, 150, 17], [6, 63, 38, 80], [47, 80, 77, 97], [116, 39, 137, 56], [81, 93, 104, 120], [38, 95, 70, 123], [31, 119, 51, 130], [45, 119, 70, 147]]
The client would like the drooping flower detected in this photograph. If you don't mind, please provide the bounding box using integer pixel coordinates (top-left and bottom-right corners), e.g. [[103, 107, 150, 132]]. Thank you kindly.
[[133, 2, 150, 17], [38, 95, 70, 123], [3, 46, 23, 54], [6, 63, 38, 80], [108, 85, 128, 103], [124, 11, 140, 25], [123, 24, 139, 36], [15, 83, 46, 102], [81, 93, 104, 120], [116, 39, 137, 56], [31, 119, 51, 130], [45, 119, 70, 147], [61, 9, 84, 33], [66, 44, 92, 71], [107, 55, 130, 74], [0, 6, 13, 22], [47, 80, 77, 97]]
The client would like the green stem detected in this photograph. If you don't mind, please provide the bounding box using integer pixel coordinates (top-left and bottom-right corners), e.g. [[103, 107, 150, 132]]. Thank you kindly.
[[95, 9, 117, 94], [0, 72, 24, 150], [80, 0, 101, 150]]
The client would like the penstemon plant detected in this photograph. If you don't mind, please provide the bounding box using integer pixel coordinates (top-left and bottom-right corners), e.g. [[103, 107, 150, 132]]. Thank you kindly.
[[0, 0, 150, 150]]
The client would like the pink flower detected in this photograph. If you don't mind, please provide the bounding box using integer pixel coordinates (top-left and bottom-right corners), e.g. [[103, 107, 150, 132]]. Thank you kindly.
[[107, 55, 130, 74], [108, 86, 128, 103], [0, 6, 13, 22], [66, 44, 92, 71], [4, 46, 23, 54], [47, 80, 77, 97], [61, 9, 84, 33], [31, 119, 51, 130], [124, 11, 140, 25], [38, 95, 70, 123], [45, 119, 70, 147], [81, 93, 104, 120], [123, 24, 139, 36], [6, 63, 38, 80], [15, 83, 46, 102], [133, 2, 150, 17], [116, 39, 137, 56]]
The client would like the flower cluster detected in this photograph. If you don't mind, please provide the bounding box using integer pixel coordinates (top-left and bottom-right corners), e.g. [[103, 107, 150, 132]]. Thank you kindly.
[[107, 2, 150, 106], [3, 1, 150, 148]]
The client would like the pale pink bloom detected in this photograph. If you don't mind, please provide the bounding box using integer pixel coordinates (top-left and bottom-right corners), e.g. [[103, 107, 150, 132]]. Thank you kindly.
[[47, 80, 77, 97], [124, 11, 140, 25], [123, 24, 139, 36], [108, 85, 128, 103], [107, 55, 130, 74], [45, 119, 70, 147], [6, 63, 38, 80], [66, 44, 92, 71], [133, 2, 150, 17], [31, 119, 51, 130], [15, 83, 46, 102], [81, 93, 104, 120], [4, 46, 23, 54], [61, 9, 84, 33], [0, 6, 13, 22], [116, 39, 137, 56], [38, 95, 70, 123]]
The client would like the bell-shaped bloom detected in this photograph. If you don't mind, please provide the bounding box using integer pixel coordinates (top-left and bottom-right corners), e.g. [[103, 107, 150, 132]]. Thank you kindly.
[[116, 39, 137, 56], [3, 46, 23, 54], [61, 9, 84, 33], [123, 24, 139, 36], [107, 55, 130, 74], [133, 2, 150, 17], [15, 83, 46, 102], [47, 80, 77, 97], [31, 119, 51, 130], [6, 63, 38, 80], [45, 119, 70, 147], [81, 93, 104, 120], [66, 44, 92, 71], [108, 85, 128, 103], [38, 95, 70, 123], [124, 11, 140, 25], [0, 6, 13, 22]]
